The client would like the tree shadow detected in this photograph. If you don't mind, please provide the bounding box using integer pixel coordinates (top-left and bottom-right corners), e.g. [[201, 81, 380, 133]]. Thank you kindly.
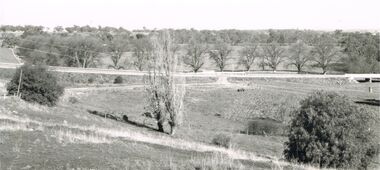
[[355, 99, 380, 106], [86, 109, 163, 133]]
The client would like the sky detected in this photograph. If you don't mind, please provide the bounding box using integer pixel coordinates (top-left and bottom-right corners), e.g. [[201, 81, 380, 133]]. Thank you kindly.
[[0, 0, 379, 31]]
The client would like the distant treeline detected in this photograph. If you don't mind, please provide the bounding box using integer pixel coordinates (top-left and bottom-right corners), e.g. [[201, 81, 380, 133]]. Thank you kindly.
[[0, 25, 379, 73]]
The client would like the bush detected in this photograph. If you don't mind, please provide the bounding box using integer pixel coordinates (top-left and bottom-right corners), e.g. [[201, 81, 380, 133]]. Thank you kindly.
[[246, 118, 285, 136], [88, 77, 95, 84], [284, 91, 379, 169], [212, 134, 231, 148], [6, 64, 64, 106], [113, 76, 123, 84], [68, 97, 79, 104]]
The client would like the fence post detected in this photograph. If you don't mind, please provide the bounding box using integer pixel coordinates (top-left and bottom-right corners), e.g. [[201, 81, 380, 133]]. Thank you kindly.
[[17, 69, 23, 97]]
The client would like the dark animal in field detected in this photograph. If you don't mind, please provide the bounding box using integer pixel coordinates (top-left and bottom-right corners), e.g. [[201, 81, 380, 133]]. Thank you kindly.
[[214, 113, 222, 117], [237, 88, 245, 92]]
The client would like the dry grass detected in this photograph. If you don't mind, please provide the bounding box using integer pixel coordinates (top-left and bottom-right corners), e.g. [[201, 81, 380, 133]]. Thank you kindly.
[[0, 103, 322, 170], [54, 129, 113, 144]]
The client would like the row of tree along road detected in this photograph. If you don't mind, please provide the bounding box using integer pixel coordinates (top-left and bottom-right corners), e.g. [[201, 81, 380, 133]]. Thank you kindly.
[[1, 26, 379, 74]]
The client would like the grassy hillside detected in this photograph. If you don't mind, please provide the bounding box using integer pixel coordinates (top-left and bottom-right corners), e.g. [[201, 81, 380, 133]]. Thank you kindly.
[[1, 76, 379, 169]]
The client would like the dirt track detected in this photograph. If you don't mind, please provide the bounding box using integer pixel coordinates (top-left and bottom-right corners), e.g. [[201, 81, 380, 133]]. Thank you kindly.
[[1, 62, 379, 80]]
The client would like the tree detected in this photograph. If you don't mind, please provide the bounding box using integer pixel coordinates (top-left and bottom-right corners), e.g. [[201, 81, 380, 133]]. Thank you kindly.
[[145, 31, 185, 135], [284, 91, 379, 169], [288, 40, 311, 73], [53, 26, 64, 33], [107, 35, 129, 69], [311, 34, 340, 74], [21, 25, 45, 38], [16, 35, 63, 66], [209, 42, 232, 71], [183, 39, 208, 72], [1, 33, 19, 48], [262, 43, 285, 71], [238, 43, 259, 71], [63, 35, 103, 68], [339, 32, 380, 73], [6, 64, 64, 106], [131, 37, 152, 71]]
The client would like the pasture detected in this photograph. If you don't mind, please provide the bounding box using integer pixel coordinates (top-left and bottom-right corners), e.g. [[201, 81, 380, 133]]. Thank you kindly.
[[0, 74, 379, 169], [0, 48, 18, 64]]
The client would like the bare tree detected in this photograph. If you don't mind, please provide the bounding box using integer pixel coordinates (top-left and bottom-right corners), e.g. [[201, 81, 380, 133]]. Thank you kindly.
[[183, 39, 208, 72], [145, 31, 185, 135], [209, 42, 232, 71], [262, 43, 285, 71], [238, 43, 259, 71], [287, 40, 311, 73], [311, 34, 340, 74]]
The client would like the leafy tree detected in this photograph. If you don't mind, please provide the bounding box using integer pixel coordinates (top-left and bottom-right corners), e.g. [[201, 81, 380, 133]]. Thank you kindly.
[[17, 35, 62, 66], [63, 35, 103, 68], [53, 26, 64, 33], [262, 42, 285, 71], [339, 32, 380, 73], [209, 42, 232, 71], [107, 35, 129, 69], [1, 33, 19, 48], [20, 25, 45, 38], [146, 31, 185, 135], [311, 34, 340, 74], [131, 37, 152, 71], [6, 64, 64, 106], [238, 43, 259, 71], [288, 40, 311, 73], [284, 91, 379, 169], [183, 38, 208, 72]]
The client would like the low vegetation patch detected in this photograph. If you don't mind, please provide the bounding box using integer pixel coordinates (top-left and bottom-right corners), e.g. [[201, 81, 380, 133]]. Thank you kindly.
[[113, 75, 123, 84], [212, 134, 232, 148], [68, 97, 79, 104], [245, 118, 285, 136]]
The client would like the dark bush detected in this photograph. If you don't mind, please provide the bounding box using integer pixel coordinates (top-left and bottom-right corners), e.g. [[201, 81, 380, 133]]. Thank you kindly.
[[88, 77, 95, 84], [212, 134, 231, 148], [68, 97, 79, 104], [284, 91, 379, 169], [246, 118, 285, 136], [6, 64, 64, 106], [113, 76, 123, 84]]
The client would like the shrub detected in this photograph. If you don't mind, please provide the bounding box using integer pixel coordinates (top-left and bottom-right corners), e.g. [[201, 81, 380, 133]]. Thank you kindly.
[[113, 76, 123, 84], [246, 118, 285, 136], [88, 77, 95, 84], [68, 97, 79, 104], [6, 64, 64, 106], [284, 91, 379, 169], [212, 134, 231, 148]]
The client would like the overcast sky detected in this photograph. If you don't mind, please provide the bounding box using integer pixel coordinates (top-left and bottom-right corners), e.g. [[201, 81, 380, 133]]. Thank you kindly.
[[0, 0, 379, 30]]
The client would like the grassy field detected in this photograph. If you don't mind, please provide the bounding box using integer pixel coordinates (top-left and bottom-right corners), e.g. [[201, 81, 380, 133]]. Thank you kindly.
[[0, 48, 18, 63], [0, 77, 379, 169]]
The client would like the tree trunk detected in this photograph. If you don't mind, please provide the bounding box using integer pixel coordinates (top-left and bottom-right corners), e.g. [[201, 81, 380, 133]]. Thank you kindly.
[[297, 65, 302, 73], [169, 122, 176, 135], [157, 121, 164, 133], [246, 65, 250, 72]]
